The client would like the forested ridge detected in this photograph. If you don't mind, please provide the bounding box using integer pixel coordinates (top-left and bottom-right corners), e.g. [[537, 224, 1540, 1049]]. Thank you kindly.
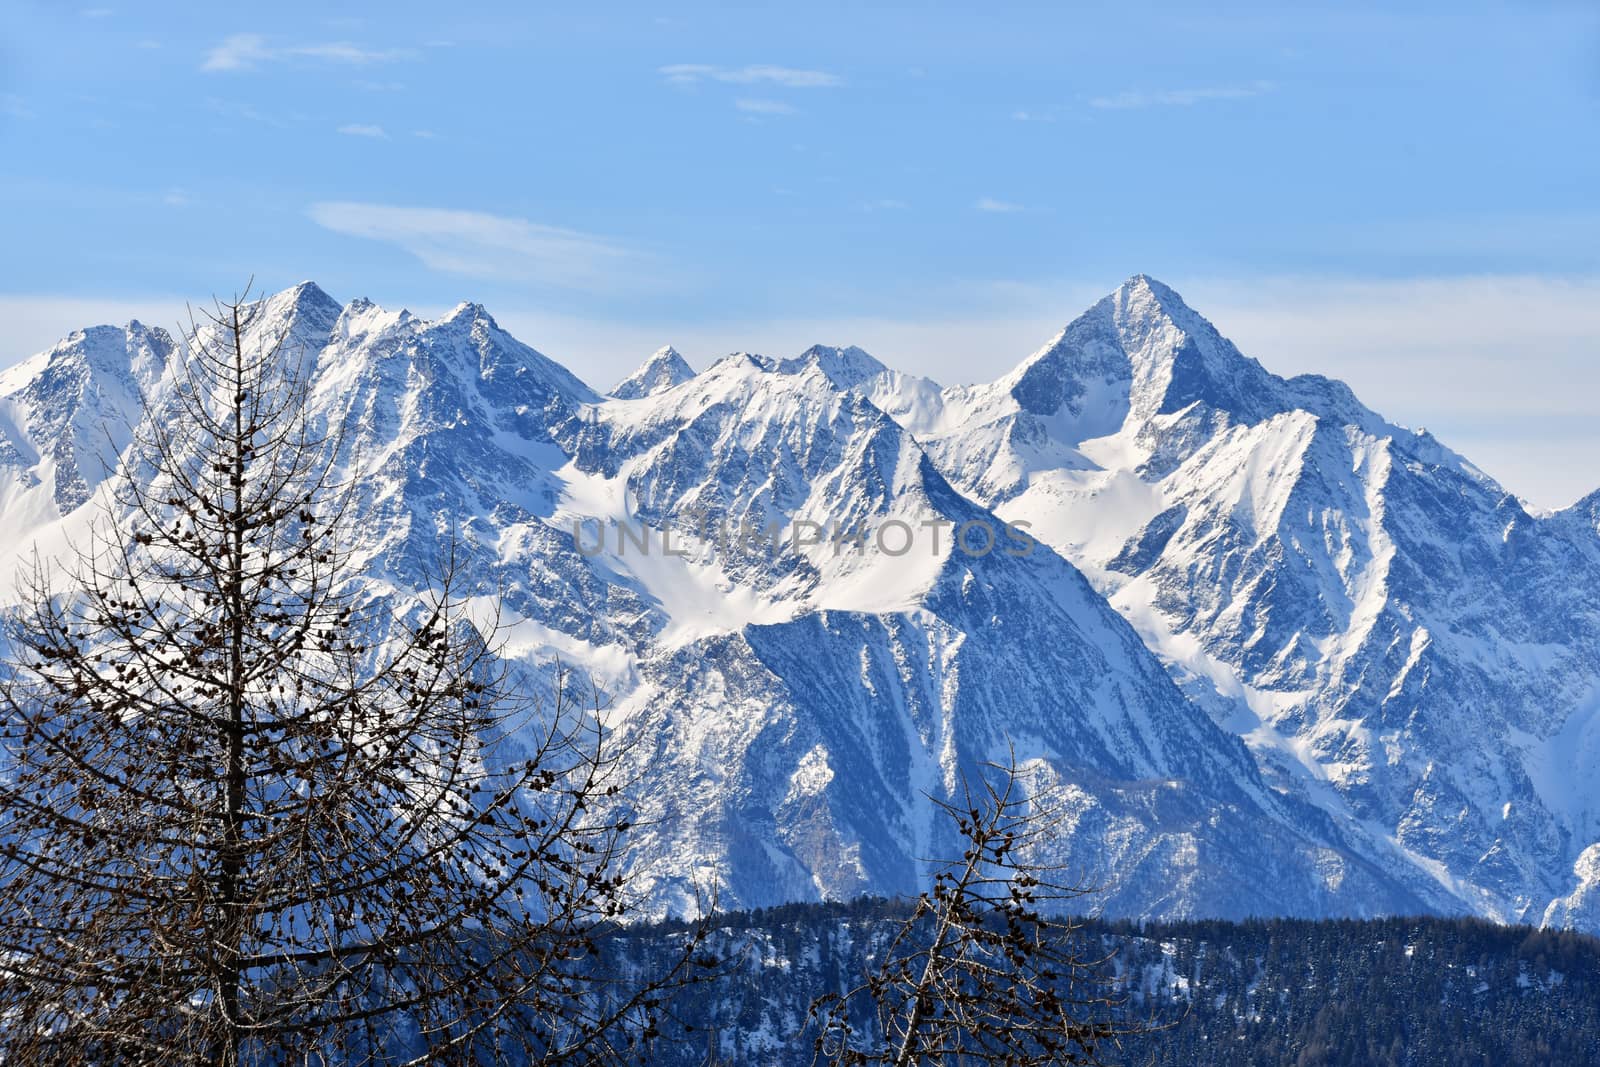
[[618, 900, 1600, 1066]]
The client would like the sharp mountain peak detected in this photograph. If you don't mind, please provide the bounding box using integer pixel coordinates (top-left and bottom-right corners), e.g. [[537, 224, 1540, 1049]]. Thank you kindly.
[[612, 345, 696, 400]]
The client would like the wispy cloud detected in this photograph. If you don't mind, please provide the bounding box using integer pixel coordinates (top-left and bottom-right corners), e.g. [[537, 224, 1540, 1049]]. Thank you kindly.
[[306, 201, 642, 291], [1089, 81, 1274, 110], [337, 123, 388, 139], [976, 197, 1023, 213], [659, 64, 841, 88], [291, 42, 411, 64], [202, 33, 415, 73], [201, 35, 274, 71], [204, 96, 290, 127], [862, 199, 910, 212], [735, 98, 797, 116], [1010, 109, 1054, 123], [1, 94, 34, 120]]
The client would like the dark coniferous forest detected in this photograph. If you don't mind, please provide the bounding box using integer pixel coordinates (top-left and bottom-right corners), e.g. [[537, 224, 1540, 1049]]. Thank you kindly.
[[613, 900, 1600, 1066]]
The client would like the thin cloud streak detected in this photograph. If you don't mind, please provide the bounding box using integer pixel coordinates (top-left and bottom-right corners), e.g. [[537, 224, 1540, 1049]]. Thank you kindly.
[[659, 63, 842, 88], [735, 98, 797, 115], [305, 201, 643, 291], [1090, 81, 1274, 109], [337, 123, 389, 138], [202, 34, 416, 72]]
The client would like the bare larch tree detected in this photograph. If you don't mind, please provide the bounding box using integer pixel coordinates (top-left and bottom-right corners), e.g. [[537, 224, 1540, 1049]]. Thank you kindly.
[[0, 289, 710, 1065], [810, 753, 1131, 1066]]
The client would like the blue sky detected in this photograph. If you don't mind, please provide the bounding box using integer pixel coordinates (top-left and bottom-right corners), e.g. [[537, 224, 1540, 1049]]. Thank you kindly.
[[2, 1, 1597, 506]]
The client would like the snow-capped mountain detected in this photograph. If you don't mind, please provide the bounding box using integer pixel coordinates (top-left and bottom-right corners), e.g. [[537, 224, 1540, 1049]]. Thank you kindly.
[[1, 277, 1594, 932], [869, 275, 1600, 930], [547, 342, 1439, 917]]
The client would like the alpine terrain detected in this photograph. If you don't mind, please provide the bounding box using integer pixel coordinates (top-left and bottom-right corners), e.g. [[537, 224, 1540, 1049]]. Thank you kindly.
[[1, 276, 1595, 934]]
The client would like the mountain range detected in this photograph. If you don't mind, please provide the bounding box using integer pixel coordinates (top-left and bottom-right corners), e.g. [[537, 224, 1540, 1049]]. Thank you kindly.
[[2, 275, 1596, 932]]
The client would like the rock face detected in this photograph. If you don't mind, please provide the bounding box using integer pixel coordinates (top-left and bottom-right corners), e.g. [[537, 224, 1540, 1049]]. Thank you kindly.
[[2, 277, 1595, 930]]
